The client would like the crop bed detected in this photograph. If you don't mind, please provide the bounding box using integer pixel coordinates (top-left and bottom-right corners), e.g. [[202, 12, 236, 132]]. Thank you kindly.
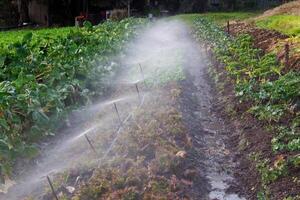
[[190, 17, 300, 199], [228, 22, 300, 73], [0, 19, 145, 181]]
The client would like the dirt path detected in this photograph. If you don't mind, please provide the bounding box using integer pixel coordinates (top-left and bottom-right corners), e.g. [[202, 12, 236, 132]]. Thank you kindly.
[[178, 34, 246, 199]]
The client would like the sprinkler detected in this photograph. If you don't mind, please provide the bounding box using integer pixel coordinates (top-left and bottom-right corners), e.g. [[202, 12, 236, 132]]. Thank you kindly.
[[135, 83, 141, 102], [84, 134, 98, 156], [113, 102, 122, 126], [46, 176, 59, 200]]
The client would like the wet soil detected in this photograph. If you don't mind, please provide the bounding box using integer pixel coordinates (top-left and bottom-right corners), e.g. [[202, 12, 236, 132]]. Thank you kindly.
[[178, 40, 247, 200]]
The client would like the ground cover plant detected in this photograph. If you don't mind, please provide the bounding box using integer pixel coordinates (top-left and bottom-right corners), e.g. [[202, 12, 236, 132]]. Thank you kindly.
[[0, 27, 74, 47], [256, 15, 300, 37], [188, 16, 300, 199], [0, 18, 146, 181]]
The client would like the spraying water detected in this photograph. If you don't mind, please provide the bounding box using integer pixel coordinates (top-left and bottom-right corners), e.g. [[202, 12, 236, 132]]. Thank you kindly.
[[1, 19, 245, 200]]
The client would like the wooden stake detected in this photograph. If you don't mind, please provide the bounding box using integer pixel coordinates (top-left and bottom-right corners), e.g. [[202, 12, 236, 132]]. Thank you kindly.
[[46, 176, 59, 200], [285, 43, 290, 68], [227, 21, 230, 34]]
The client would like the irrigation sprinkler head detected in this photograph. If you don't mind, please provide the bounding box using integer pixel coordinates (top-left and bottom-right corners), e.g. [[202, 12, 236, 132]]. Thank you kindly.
[[113, 102, 122, 126], [46, 176, 59, 200], [84, 134, 98, 156]]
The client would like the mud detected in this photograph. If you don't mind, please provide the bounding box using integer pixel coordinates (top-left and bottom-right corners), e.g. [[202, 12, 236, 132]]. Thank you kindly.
[[178, 37, 246, 199]]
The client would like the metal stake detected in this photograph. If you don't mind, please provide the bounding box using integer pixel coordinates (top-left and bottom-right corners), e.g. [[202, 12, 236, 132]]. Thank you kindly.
[[47, 176, 59, 200], [113, 102, 122, 125], [84, 134, 98, 156], [285, 43, 290, 68], [135, 83, 141, 102]]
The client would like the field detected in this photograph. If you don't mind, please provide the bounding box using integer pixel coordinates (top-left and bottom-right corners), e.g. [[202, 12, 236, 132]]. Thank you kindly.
[[0, 3, 300, 199]]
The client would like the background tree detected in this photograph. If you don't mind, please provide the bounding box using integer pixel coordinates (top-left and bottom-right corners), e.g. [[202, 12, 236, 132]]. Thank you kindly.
[[17, 0, 29, 25], [178, 0, 208, 13]]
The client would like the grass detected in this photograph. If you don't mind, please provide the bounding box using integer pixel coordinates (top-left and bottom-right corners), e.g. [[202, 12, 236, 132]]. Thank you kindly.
[[175, 12, 259, 25], [256, 15, 300, 36]]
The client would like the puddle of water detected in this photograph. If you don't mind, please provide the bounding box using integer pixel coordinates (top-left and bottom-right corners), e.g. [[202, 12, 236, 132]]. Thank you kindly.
[[208, 173, 245, 200]]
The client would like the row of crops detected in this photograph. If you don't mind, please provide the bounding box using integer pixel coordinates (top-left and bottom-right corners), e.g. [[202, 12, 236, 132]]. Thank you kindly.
[[0, 19, 145, 179], [191, 17, 300, 197]]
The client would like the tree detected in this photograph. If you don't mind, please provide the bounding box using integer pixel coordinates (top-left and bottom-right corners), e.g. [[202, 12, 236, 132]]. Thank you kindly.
[[179, 0, 208, 13], [121, 0, 133, 17], [17, 0, 29, 25]]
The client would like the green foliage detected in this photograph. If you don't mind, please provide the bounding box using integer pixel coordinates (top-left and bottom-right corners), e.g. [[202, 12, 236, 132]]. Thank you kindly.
[[256, 15, 300, 36], [174, 12, 259, 25], [0, 18, 146, 178], [190, 16, 300, 194]]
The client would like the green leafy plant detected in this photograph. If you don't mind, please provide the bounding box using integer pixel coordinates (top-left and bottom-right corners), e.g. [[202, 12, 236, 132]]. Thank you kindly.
[[0, 18, 146, 179]]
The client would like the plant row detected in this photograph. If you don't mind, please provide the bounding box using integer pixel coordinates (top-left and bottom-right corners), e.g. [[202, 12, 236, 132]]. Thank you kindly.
[[0, 18, 146, 179], [191, 17, 299, 198]]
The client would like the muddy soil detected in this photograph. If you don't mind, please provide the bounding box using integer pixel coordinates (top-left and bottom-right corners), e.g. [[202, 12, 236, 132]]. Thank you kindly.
[[178, 38, 247, 200]]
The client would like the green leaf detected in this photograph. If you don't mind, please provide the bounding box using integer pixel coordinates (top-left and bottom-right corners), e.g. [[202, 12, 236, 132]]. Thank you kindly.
[[0, 55, 5, 68], [22, 32, 33, 44], [83, 21, 93, 31], [22, 145, 39, 159]]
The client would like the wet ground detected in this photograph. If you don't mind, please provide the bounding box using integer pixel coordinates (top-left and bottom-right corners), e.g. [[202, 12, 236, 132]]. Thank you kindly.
[[178, 35, 246, 200]]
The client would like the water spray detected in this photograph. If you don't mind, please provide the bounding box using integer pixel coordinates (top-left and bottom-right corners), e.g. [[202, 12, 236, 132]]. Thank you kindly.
[[84, 134, 98, 156], [139, 64, 144, 79], [113, 102, 122, 126], [46, 176, 59, 200], [139, 63, 146, 86]]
